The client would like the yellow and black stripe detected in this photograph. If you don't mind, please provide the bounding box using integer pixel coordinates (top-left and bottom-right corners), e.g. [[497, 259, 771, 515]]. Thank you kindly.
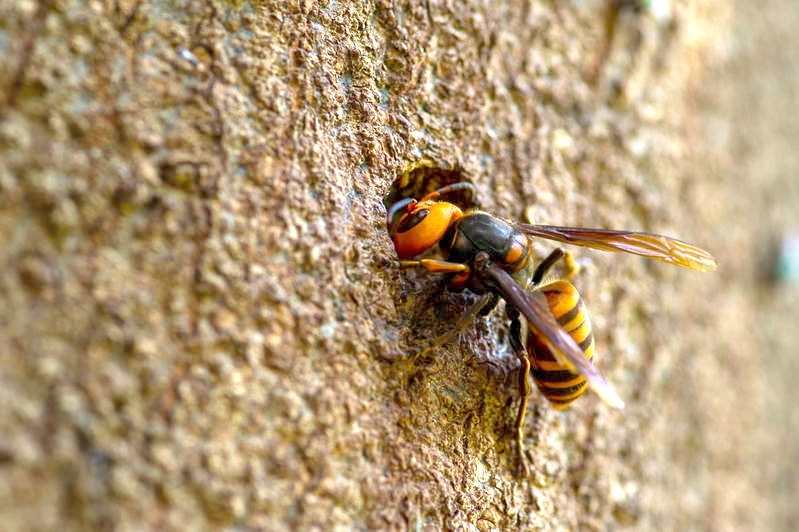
[[527, 280, 595, 409]]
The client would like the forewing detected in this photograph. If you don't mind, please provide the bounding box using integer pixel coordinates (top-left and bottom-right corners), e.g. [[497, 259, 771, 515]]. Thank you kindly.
[[519, 224, 718, 272], [479, 261, 625, 409]]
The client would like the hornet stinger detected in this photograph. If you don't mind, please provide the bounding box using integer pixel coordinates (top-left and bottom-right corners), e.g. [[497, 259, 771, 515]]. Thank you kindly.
[[387, 181, 718, 475]]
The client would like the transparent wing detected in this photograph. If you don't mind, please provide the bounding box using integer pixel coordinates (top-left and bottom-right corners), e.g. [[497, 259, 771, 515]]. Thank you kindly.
[[519, 224, 718, 272], [477, 259, 625, 409]]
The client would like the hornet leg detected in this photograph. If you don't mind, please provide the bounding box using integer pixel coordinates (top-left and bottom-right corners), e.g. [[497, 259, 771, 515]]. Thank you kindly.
[[532, 248, 580, 285], [415, 293, 492, 360], [509, 308, 531, 477], [398, 258, 470, 275]]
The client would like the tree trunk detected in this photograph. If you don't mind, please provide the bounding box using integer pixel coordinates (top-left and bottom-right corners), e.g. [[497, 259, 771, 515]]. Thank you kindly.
[[1, 1, 796, 529]]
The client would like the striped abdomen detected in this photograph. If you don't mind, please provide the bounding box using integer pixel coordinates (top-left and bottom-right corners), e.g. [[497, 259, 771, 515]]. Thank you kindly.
[[527, 280, 595, 409]]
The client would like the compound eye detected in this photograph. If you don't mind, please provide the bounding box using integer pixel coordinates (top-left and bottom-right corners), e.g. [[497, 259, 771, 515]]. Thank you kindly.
[[396, 209, 430, 234]]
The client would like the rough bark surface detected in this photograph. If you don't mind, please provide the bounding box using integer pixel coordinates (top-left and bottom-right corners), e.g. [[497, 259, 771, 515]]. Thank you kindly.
[[1, 1, 797, 530]]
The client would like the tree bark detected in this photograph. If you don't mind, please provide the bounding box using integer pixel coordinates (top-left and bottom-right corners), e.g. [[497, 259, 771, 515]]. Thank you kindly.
[[1, 1, 796, 530]]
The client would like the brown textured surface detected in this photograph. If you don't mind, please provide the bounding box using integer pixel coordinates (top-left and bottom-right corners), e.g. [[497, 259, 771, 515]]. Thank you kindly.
[[0, 1, 797, 530]]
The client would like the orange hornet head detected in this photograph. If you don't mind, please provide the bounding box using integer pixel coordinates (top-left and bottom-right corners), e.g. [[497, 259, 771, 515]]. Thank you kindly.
[[388, 198, 463, 258]]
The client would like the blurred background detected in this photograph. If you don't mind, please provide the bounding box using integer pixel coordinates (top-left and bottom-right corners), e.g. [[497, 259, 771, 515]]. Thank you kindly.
[[701, 1, 799, 527], [0, 0, 797, 529]]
